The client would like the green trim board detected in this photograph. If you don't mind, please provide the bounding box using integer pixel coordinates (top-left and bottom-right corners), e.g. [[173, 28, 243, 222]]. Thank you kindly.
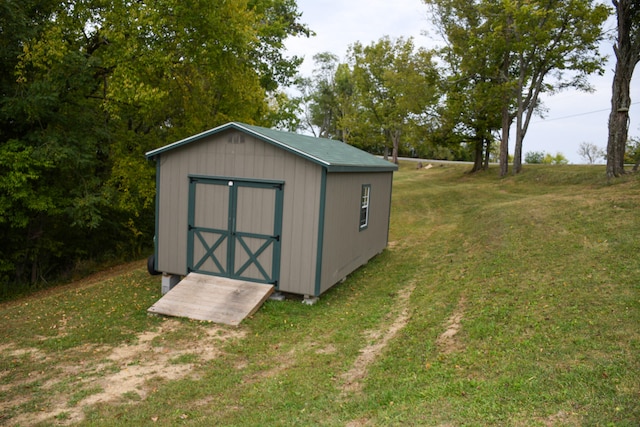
[[314, 168, 327, 297], [186, 176, 198, 274], [386, 173, 394, 247], [154, 160, 161, 272], [189, 175, 285, 189], [272, 183, 284, 287], [145, 122, 398, 173]]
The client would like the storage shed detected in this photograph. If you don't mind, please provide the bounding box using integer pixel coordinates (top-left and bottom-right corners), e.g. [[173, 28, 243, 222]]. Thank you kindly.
[[145, 122, 397, 299]]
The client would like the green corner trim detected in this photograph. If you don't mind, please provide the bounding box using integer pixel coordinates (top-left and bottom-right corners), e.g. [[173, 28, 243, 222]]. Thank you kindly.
[[314, 168, 327, 296], [154, 160, 161, 272]]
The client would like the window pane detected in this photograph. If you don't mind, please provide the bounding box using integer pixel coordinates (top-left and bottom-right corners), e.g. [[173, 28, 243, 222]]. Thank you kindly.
[[360, 185, 370, 229]]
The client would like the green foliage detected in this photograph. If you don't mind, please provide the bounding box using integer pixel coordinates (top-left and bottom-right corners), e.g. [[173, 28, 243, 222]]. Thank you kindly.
[[425, 0, 610, 174], [305, 52, 344, 139], [0, 0, 309, 291], [625, 136, 640, 167], [525, 151, 545, 164], [525, 151, 569, 165], [345, 37, 440, 162], [298, 38, 441, 161], [542, 152, 569, 165]]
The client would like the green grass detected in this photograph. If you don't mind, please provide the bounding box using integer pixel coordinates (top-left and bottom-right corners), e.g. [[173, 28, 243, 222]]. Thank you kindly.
[[1, 163, 638, 426]]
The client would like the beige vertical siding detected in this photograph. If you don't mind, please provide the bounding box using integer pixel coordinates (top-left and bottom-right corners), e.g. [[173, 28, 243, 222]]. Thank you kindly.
[[319, 172, 393, 294], [155, 129, 322, 295]]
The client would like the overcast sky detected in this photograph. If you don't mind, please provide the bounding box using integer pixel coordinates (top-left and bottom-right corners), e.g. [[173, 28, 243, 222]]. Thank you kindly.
[[285, 0, 640, 164]]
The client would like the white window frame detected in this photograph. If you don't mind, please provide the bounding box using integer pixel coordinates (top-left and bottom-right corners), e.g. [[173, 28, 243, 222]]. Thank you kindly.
[[359, 184, 371, 230]]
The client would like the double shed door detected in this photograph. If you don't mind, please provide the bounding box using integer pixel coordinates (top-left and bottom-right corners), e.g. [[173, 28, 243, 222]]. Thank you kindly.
[[187, 176, 283, 286]]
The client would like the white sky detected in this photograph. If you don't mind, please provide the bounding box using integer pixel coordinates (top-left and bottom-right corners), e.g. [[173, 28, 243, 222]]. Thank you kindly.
[[285, 0, 640, 164]]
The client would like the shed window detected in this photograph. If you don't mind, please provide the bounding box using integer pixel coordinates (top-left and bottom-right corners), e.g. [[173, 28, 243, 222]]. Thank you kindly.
[[359, 185, 371, 230]]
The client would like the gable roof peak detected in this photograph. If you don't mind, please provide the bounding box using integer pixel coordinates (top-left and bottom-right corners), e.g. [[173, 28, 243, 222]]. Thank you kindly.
[[145, 122, 398, 172]]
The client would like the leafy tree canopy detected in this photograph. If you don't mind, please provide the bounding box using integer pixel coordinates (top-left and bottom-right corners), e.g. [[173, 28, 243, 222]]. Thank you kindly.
[[0, 0, 309, 289], [424, 0, 609, 175]]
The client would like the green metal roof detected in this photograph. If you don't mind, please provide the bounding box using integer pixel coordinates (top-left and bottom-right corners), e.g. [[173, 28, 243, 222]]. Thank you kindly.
[[145, 122, 398, 173]]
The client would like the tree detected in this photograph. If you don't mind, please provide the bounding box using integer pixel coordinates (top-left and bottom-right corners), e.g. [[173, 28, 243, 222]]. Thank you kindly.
[[425, 0, 609, 175], [625, 136, 640, 171], [294, 54, 357, 141], [307, 52, 342, 139], [543, 152, 569, 165], [438, 44, 505, 170], [578, 142, 605, 164], [346, 37, 439, 163], [425, 0, 513, 173], [0, 0, 309, 288], [606, 0, 640, 177], [525, 151, 545, 163], [0, 0, 111, 283]]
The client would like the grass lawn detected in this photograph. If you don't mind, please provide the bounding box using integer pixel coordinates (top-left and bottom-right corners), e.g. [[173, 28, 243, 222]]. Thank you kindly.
[[1, 163, 638, 426]]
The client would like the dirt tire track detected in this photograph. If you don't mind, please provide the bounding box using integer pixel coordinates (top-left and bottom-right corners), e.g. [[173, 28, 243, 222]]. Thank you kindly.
[[340, 282, 416, 394], [436, 295, 466, 354]]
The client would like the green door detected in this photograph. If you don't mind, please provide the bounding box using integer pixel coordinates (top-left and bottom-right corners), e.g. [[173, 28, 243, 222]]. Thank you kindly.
[[187, 176, 283, 286]]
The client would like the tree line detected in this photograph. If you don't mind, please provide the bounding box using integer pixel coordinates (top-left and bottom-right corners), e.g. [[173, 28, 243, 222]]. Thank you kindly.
[[295, 0, 637, 175], [1, 0, 637, 292], [0, 0, 308, 292]]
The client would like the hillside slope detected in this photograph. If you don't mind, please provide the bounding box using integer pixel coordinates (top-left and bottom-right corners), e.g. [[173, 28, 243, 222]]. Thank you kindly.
[[1, 164, 638, 426]]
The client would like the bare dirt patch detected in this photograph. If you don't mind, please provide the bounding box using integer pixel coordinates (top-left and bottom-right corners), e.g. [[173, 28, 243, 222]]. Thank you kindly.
[[510, 409, 580, 427], [6, 318, 245, 426], [315, 343, 337, 355], [436, 295, 466, 354], [340, 283, 416, 394], [345, 418, 374, 427], [541, 410, 580, 426], [242, 343, 310, 385]]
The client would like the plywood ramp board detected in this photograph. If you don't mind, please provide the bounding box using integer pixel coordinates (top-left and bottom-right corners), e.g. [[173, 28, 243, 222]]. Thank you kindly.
[[148, 273, 274, 326]]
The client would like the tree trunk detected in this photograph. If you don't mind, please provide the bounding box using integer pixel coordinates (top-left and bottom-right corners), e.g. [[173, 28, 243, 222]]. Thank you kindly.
[[500, 41, 513, 176], [499, 16, 512, 177], [470, 138, 484, 173], [391, 129, 401, 164], [607, 0, 638, 178], [513, 82, 524, 175], [483, 138, 491, 170], [513, 133, 523, 174], [513, 55, 528, 175], [500, 105, 510, 176], [513, 109, 524, 174], [607, 60, 632, 177]]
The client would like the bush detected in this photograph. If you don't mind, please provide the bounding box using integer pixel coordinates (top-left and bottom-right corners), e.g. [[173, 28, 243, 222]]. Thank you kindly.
[[525, 151, 545, 164]]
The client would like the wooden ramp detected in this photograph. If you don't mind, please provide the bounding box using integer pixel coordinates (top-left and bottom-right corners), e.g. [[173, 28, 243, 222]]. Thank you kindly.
[[148, 273, 274, 326]]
